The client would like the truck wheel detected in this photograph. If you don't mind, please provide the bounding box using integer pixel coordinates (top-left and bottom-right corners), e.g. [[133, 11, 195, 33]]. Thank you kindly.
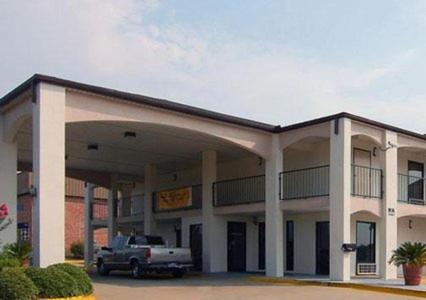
[[97, 260, 109, 276], [131, 261, 144, 279], [172, 270, 184, 278]]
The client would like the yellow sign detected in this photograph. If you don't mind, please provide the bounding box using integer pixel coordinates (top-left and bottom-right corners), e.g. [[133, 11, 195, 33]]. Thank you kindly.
[[158, 187, 192, 211]]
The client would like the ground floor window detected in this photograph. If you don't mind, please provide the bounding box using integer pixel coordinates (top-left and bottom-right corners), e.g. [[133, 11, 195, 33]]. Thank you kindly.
[[356, 221, 376, 264], [18, 223, 30, 242], [286, 220, 294, 271]]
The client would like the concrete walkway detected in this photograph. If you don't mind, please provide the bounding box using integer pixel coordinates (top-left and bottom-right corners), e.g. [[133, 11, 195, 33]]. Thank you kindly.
[[91, 272, 422, 300]]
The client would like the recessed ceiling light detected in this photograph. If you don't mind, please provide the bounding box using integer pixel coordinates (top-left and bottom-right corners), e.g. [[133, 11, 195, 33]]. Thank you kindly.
[[124, 131, 136, 138], [88, 143, 99, 151]]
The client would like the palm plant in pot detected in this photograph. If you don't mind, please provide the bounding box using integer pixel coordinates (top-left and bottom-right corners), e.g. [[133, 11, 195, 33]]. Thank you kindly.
[[389, 242, 426, 285]]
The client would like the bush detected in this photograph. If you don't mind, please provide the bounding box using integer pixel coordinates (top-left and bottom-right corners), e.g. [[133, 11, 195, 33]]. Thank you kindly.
[[70, 241, 84, 259], [2, 242, 32, 265], [48, 263, 93, 295], [0, 256, 20, 271], [0, 267, 38, 300], [24, 267, 80, 298]]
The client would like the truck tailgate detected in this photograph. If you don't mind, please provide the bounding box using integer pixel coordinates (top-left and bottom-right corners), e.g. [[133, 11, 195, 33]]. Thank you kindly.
[[150, 247, 192, 264]]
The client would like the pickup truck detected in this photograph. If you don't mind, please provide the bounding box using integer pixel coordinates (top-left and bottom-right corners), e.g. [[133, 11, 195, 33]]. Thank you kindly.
[[96, 235, 193, 278]]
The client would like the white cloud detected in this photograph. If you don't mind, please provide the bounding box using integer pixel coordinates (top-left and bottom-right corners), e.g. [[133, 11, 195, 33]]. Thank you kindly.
[[0, 0, 424, 132]]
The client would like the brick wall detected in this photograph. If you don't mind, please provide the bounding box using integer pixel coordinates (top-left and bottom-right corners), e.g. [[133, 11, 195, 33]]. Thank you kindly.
[[17, 194, 108, 254]]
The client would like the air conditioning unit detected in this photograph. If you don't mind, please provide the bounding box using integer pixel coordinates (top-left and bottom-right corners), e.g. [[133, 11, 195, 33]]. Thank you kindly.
[[357, 263, 377, 275]]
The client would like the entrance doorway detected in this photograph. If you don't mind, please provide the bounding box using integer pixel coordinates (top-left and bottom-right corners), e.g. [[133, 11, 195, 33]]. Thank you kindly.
[[316, 221, 329, 275], [190, 224, 203, 271], [258, 222, 265, 270], [227, 222, 246, 272]]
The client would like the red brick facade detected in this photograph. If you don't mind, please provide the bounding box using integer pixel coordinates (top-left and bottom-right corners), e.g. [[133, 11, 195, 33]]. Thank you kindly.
[[17, 173, 108, 255]]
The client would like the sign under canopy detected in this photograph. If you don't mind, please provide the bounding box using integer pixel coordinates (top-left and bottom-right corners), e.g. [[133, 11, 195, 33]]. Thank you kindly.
[[157, 187, 192, 211]]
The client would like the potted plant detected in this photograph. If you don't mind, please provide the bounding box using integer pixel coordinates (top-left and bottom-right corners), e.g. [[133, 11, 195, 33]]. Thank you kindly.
[[389, 242, 426, 285]]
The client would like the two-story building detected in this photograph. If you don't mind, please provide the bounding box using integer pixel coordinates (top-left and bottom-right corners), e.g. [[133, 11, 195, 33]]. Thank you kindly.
[[1, 74, 426, 281]]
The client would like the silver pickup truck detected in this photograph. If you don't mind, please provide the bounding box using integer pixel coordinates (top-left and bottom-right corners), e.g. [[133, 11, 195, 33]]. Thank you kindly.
[[96, 235, 193, 278]]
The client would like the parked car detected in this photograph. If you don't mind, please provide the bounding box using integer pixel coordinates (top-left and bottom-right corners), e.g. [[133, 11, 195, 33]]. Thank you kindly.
[[96, 235, 193, 278]]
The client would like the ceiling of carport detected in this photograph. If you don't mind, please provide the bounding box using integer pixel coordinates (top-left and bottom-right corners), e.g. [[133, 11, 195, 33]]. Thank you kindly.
[[16, 120, 256, 177]]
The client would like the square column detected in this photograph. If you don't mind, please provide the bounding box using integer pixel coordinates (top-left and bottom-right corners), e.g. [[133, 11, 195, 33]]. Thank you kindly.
[[329, 117, 351, 281], [0, 119, 17, 248], [84, 182, 94, 268], [144, 164, 156, 235], [265, 135, 284, 277], [107, 183, 118, 245], [202, 150, 227, 272], [380, 130, 398, 279], [32, 83, 66, 267]]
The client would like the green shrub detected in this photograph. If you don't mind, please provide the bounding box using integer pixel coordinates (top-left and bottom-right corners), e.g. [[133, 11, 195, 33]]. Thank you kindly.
[[24, 267, 80, 298], [70, 241, 84, 259], [0, 267, 38, 300], [2, 242, 32, 265], [0, 257, 20, 271], [48, 263, 93, 295]]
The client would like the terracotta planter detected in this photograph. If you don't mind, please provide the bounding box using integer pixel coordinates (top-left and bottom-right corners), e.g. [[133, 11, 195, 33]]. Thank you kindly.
[[402, 264, 423, 286]]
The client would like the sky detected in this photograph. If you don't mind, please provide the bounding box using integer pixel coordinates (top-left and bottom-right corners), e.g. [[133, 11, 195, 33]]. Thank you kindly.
[[1, 0, 426, 132]]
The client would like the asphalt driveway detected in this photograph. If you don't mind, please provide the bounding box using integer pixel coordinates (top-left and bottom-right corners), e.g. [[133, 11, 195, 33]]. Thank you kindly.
[[91, 272, 421, 300]]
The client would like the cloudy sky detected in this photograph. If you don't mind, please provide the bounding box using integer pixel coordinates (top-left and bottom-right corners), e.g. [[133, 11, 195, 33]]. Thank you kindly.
[[1, 0, 426, 131]]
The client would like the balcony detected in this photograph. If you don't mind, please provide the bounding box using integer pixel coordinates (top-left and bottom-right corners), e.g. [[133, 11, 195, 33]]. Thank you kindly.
[[213, 175, 265, 207], [280, 166, 330, 200], [398, 174, 425, 205], [351, 165, 383, 199], [153, 185, 202, 213]]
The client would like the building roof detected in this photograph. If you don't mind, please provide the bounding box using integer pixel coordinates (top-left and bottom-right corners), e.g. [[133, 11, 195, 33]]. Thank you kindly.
[[1, 74, 426, 141]]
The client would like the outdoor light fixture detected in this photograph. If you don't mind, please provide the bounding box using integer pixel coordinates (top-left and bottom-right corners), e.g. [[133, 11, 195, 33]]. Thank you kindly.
[[29, 185, 37, 197], [124, 131, 136, 138], [409, 219, 413, 229], [87, 143, 99, 151], [258, 156, 263, 166]]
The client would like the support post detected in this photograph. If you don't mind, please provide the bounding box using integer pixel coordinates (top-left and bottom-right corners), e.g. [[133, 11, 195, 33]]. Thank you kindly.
[[32, 83, 66, 267], [84, 183, 94, 268], [265, 135, 284, 277], [107, 181, 118, 245], [329, 117, 351, 281], [380, 130, 398, 279], [144, 164, 156, 235]]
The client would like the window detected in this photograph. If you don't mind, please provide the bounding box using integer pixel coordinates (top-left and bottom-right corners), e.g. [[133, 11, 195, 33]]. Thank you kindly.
[[286, 221, 294, 271], [408, 161, 424, 201], [18, 223, 30, 242], [356, 221, 376, 264]]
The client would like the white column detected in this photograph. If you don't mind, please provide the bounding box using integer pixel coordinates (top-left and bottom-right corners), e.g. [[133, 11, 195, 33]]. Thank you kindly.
[[0, 118, 17, 248], [380, 130, 398, 279], [107, 181, 118, 245], [202, 150, 227, 272], [32, 83, 66, 267], [265, 134, 284, 277], [329, 117, 351, 281], [144, 164, 156, 235], [84, 182, 94, 268]]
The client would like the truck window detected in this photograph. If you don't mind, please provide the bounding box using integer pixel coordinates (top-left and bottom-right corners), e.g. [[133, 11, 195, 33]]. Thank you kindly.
[[146, 236, 164, 245], [111, 236, 127, 250]]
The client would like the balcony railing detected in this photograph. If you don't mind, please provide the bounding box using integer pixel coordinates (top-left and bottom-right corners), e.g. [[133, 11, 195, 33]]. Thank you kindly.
[[153, 185, 202, 213], [213, 175, 265, 207], [351, 165, 383, 199], [279, 166, 330, 200], [398, 174, 425, 205]]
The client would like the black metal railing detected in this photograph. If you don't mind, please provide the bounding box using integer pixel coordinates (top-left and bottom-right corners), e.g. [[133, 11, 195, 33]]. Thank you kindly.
[[213, 175, 265, 207], [152, 185, 202, 213], [279, 165, 330, 200], [351, 165, 383, 199], [398, 174, 425, 205]]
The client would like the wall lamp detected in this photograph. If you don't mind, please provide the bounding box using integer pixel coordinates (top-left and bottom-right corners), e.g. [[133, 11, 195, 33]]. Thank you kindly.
[[87, 143, 99, 151], [124, 131, 136, 138]]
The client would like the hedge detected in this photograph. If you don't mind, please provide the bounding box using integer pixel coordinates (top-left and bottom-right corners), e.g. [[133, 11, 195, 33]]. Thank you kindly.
[[0, 256, 20, 271], [48, 263, 93, 295], [0, 267, 38, 300], [24, 267, 80, 298]]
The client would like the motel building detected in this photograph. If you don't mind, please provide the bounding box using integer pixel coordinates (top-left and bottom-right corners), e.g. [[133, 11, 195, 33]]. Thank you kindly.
[[2, 74, 426, 282]]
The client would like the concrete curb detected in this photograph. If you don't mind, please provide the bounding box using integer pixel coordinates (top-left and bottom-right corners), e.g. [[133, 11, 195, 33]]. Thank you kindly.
[[40, 295, 96, 300], [248, 276, 426, 298]]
